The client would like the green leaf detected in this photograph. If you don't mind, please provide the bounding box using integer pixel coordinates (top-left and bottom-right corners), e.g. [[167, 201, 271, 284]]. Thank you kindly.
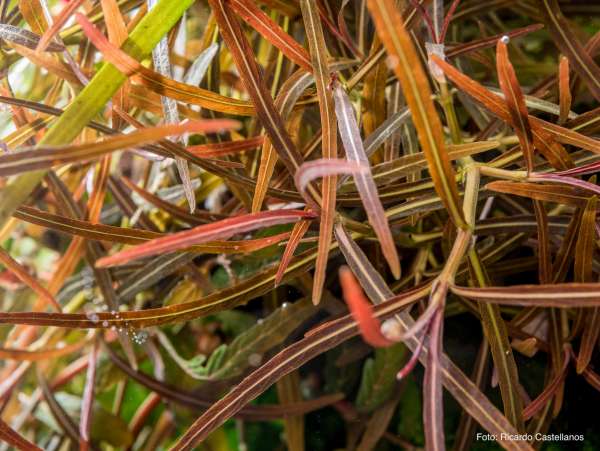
[[356, 343, 406, 411], [0, 0, 195, 229], [160, 299, 318, 380]]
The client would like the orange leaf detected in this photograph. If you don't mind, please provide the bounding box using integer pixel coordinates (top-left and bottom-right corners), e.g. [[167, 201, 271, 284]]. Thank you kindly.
[[496, 39, 534, 172], [339, 266, 395, 348], [367, 0, 466, 229]]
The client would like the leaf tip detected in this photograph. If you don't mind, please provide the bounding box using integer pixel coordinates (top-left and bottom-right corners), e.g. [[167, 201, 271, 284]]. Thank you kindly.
[[339, 266, 394, 347]]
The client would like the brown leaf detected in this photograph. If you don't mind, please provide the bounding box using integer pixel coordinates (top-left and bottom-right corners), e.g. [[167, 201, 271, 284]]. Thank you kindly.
[[367, 0, 466, 229], [496, 39, 534, 172]]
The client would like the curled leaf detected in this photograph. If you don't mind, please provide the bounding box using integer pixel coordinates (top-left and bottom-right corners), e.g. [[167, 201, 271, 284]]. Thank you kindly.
[[333, 85, 400, 278]]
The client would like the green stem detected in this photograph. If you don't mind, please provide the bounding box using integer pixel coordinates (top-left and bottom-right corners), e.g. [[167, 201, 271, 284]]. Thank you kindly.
[[439, 81, 463, 146], [462, 162, 526, 431], [0, 0, 194, 228]]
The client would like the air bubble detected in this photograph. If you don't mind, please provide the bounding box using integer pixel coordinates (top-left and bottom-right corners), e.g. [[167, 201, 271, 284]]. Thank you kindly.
[[84, 304, 100, 323], [386, 55, 399, 69], [87, 313, 99, 323], [133, 330, 148, 345], [380, 319, 401, 341], [248, 353, 262, 366], [281, 302, 289, 309]]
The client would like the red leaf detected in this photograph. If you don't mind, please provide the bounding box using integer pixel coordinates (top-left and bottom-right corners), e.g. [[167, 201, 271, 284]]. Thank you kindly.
[[339, 266, 394, 348], [96, 209, 315, 267]]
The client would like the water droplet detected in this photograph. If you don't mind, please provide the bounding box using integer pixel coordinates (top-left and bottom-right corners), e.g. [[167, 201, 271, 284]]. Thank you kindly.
[[257, 318, 264, 325], [500, 35, 510, 44], [281, 302, 289, 309], [102, 320, 109, 328]]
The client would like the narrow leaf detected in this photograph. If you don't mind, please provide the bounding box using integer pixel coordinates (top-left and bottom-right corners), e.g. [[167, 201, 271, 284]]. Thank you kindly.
[[423, 307, 444, 451], [446, 24, 544, 58], [496, 39, 534, 172], [486, 181, 593, 207], [0, 0, 196, 230], [468, 249, 524, 430], [14, 205, 291, 254], [431, 54, 600, 154], [0, 24, 63, 51], [0, 121, 237, 177], [96, 210, 314, 267], [367, 0, 466, 228], [333, 85, 400, 278], [523, 347, 570, 420], [558, 56, 571, 124], [575, 196, 599, 373], [76, 13, 255, 116], [80, 340, 98, 451], [0, 247, 61, 312], [187, 136, 264, 158], [36, 0, 85, 52], [300, 0, 338, 305], [228, 0, 312, 71], [168, 282, 530, 450], [451, 283, 600, 307], [339, 266, 395, 348], [538, 0, 600, 101], [295, 159, 368, 208], [275, 218, 311, 286], [207, 0, 310, 182], [0, 417, 43, 451], [0, 248, 321, 328]]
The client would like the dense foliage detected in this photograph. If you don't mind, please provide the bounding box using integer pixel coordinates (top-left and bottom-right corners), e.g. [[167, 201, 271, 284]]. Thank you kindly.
[[0, 0, 599, 450]]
